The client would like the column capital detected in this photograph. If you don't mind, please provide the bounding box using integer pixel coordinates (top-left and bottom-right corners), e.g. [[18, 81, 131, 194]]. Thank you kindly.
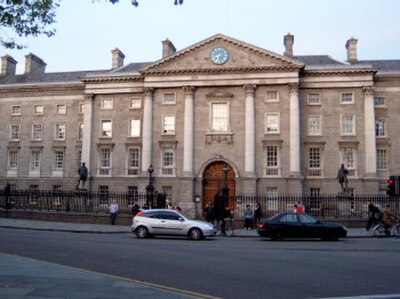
[[243, 84, 256, 95], [144, 87, 154, 97], [363, 85, 374, 96], [289, 83, 299, 93], [84, 93, 94, 101], [183, 86, 195, 95]]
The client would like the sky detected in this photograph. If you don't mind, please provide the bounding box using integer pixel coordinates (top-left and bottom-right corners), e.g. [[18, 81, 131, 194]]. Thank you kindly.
[[2, 0, 400, 74]]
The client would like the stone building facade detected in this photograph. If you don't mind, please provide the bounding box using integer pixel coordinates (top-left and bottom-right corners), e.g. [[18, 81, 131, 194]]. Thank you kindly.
[[1, 34, 399, 212]]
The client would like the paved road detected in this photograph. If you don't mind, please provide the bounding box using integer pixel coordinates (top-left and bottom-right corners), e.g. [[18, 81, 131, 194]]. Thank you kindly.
[[1, 223, 400, 299]]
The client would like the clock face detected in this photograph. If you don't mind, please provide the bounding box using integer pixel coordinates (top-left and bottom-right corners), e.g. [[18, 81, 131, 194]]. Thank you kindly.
[[210, 47, 229, 65]]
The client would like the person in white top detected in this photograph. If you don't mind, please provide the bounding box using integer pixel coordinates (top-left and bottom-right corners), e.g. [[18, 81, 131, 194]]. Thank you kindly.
[[109, 200, 119, 225]]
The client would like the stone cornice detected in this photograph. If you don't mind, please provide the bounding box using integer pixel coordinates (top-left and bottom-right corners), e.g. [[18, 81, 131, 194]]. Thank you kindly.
[[303, 68, 377, 76], [143, 65, 300, 76], [81, 75, 144, 83]]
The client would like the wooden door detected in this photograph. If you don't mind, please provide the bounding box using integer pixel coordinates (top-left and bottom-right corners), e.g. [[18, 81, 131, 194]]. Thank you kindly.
[[202, 161, 235, 209]]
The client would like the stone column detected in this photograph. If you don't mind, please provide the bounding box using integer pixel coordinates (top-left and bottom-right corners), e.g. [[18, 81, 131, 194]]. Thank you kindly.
[[244, 84, 256, 176], [363, 86, 377, 176], [142, 88, 154, 174], [183, 86, 195, 176], [82, 93, 94, 174], [289, 83, 301, 176]]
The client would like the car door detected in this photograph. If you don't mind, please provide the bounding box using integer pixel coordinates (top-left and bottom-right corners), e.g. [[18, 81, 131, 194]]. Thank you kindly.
[[158, 211, 188, 236], [278, 213, 303, 238], [298, 214, 323, 238]]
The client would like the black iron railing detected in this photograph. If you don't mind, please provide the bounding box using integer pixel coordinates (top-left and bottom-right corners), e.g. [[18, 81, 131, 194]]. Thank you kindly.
[[0, 189, 399, 219]]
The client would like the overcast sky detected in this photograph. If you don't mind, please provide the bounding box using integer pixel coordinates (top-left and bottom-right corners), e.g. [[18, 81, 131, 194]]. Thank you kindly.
[[3, 0, 400, 74]]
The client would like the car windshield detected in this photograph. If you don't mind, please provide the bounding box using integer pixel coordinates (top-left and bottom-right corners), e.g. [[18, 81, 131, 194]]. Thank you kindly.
[[177, 210, 193, 220]]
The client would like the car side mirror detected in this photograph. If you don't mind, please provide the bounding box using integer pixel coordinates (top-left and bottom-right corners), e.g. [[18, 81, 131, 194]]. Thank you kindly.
[[178, 217, 184, 222]]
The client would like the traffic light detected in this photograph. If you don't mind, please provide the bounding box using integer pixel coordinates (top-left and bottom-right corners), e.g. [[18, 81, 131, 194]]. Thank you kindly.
[[387, 176, 400, 196]]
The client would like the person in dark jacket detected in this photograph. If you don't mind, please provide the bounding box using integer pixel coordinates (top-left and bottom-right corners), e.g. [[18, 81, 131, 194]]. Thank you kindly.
[[365, 200, 380, 231]]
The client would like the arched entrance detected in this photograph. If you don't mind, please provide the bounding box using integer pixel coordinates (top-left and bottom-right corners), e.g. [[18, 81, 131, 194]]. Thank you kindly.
[[202, 161, 236, 209]]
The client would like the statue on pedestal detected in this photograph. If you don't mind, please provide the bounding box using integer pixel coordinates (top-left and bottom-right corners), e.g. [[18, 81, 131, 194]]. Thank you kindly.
[[78, 162, 88, 189]]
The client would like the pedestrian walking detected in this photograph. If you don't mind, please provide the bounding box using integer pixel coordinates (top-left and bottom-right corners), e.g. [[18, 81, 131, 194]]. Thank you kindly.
[[131, 200, 140, 216], [254, 203, 262, 229], [109, 200, 119, 225], [365, 200, 381, 231], [295, 201, 304, 213], [244, 204, 254, 230]]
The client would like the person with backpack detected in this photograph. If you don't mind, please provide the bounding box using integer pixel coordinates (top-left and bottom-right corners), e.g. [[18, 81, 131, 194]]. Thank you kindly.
[[365, 200, 381, 231]]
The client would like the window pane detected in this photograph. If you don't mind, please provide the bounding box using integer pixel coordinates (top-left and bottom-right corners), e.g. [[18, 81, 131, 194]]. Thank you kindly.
[[128, 148, 140, 168], [308, 116, 321, 135], [342, 116, 354, 135], [211, 103, 228, 131], [130, 119, 141, 137], [54, 151, 64, 170], [266, 114, 279, 133], [375, 119, 385, 137], [309, 148, 320, 168], [101, 120, 112, 137], [163, 116, 175, 134]]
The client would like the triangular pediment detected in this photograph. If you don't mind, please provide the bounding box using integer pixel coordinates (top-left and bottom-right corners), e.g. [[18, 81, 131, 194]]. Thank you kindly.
[[141, 34, 304, 75]]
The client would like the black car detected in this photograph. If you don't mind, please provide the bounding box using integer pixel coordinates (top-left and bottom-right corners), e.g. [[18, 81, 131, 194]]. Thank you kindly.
[[257, 212, 347, 241]]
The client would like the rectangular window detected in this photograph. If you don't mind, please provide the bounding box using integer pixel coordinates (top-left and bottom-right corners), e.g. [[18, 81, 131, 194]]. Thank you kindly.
[[10, 124, 20, 141], [78, 123, 84, 140], [129, 97, 142, 109], [8, 150, 19, 169], [162, 115, 175, 135], [55, 123, 66, 140], [374, 97, 385, 107], [265, 113, 279, 133], [341, 147, 357, 177], [308, 147, 321, 176], [99, 148, 111, 175], [266, 187, 278, 211], [30, 150, 41, 171], [375, 119, 386, 137], [310, 188, 321, 197], [341, 115, 355, 135], [161, 148, 175, 175], [341, 92, 354, 104], [102, 98, 113, 110], [99, 185, 109, 204], [163, 93, 176, 105], [308, 116, 321, 136], [33, 104, 44, 115], [377, 148, 387, 170], [101, 120, 112, 137], [129, 119, 141, 137], [266, 91, 279, 102], [127, 147, 140, 175], [211, 102, 229, 132], [265, 146, 279, 176], [11, 105, 21, 115], [53, 150, 64, 170], [307, 93, 321, 105], [56, 104, 66, 114], [32, 124, 43, 141]]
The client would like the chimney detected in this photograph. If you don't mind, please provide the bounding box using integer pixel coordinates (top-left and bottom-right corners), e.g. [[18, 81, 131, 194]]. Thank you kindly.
[[1, 55, 17, 76], [111, 48, 125, 69], [346, 37, 358, 63], [162, 38, 176, 58], [24, 53, 46, 74], [284, 33, 294, 57]]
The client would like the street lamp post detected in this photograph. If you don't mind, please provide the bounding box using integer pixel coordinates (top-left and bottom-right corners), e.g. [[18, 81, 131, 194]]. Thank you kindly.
[[146, 165, 154, 208], [222, 164, 229, 209]]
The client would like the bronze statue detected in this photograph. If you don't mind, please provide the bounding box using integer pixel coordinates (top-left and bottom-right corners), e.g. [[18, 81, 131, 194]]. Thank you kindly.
[[78, 162, 88, 188]]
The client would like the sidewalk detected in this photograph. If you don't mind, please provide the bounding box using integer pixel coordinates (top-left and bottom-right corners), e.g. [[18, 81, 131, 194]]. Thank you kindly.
[[0, 217, 374, 238]]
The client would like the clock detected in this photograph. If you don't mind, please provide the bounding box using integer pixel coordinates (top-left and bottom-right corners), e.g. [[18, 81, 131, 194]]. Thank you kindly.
[[210, 47, 229, 65]]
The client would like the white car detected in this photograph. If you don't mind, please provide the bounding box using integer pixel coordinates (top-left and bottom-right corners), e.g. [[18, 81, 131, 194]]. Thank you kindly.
[[131, 209, 216, 240]]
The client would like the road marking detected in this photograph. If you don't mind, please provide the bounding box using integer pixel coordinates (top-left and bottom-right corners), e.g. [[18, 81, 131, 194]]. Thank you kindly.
[[2, 253, 222, 299], [319, 294, 400, 299]]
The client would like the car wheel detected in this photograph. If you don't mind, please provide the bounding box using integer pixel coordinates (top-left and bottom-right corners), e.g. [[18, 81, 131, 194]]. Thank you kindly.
[[373, 224, 386, 238], [135, 226, 149, 239], [188, 228, 203, 240]]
